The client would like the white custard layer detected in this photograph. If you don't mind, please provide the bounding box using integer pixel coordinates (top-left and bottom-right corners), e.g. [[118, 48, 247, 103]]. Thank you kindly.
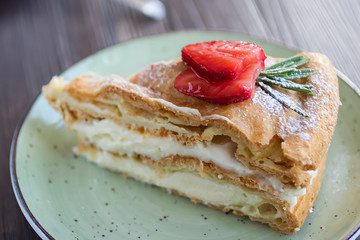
[[71, 119, 315, 207], [77, 147, 283, 220]]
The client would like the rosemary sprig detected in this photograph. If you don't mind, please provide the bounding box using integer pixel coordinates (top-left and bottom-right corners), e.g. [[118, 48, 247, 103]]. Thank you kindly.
[[261, 69, 314, 79], [257, 76, 314, 95], [265, 55, 307, 70], [257, 81, 309, 117], [256, 55, 315, 117]]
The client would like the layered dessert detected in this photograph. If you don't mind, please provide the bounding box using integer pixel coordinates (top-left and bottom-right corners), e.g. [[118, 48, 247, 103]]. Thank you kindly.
[[42, 41, 339, 234]]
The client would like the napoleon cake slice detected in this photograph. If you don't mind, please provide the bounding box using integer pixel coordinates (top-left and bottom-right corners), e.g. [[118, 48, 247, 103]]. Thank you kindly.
[[42, 51, 339, 234]]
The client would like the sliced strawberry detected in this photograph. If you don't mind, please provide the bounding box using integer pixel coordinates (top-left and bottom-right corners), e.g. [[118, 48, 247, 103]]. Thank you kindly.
[[174, 62, 262, 105], [182, 40, 266, 82]]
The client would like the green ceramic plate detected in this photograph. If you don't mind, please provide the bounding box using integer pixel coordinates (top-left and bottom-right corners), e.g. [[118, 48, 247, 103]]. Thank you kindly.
[[11, 31, 360, 240]]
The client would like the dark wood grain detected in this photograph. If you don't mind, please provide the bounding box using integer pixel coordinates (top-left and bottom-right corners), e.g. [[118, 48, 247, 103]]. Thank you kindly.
[[1, 0, 359, 239]]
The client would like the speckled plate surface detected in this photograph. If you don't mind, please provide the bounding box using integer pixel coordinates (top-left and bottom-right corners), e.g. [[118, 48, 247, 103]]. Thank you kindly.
[[10, 31, 360, 240]]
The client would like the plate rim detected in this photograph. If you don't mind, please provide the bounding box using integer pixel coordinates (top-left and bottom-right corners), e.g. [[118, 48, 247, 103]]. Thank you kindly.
[[9, 30, 360, 240], [10, 93, 54, 240]]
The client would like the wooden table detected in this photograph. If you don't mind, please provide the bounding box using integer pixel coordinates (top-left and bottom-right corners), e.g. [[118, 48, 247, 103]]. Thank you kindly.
[[1, 1, 359, 239]]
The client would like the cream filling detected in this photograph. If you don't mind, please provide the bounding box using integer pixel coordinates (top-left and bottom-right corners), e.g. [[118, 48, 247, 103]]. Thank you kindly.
[[46, 78, 317, 208], [71, 118, 315, 207], [77, 147, 283, 220]]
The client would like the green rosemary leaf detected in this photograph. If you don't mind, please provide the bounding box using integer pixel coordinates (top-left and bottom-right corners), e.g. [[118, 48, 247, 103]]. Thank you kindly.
[[269, 76, 314, 90], [286, 57, 310, 68], [257, 81, 309, 117], [276, 69, 315, 80], [261, 67, 297, 75], [265, 56, 304, 70], [257, 77, 314, 95]]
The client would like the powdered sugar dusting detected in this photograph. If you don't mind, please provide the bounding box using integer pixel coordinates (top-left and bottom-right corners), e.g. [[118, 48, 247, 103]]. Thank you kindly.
[[283, 115, 313, 140], [252, 87, 285, 117], [252, 55, 339, 141], [283, 60, 338, 140], [134, 60, 182, 97]]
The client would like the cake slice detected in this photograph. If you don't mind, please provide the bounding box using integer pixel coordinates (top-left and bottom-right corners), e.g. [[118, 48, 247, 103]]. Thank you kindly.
[[42, 52, 339, 234]]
